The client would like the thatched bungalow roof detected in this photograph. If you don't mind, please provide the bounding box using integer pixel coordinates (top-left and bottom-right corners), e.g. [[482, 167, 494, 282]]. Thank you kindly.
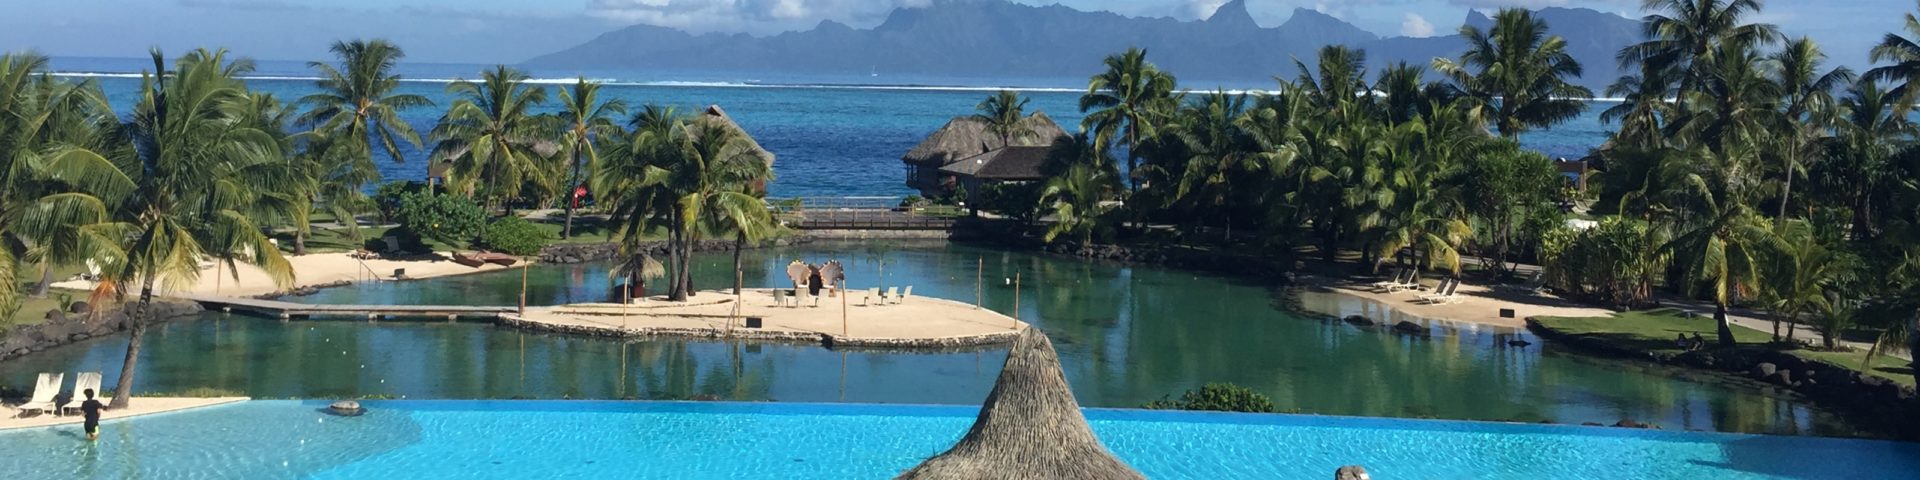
[[896, 328, 1144, 480], [695, 105, 775, 168], [938, 145, 1052, 181], [902, 112, 1068, 167]]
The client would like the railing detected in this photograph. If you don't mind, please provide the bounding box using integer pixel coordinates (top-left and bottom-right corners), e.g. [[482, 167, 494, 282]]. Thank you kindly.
[[771, 196, 960, 230]]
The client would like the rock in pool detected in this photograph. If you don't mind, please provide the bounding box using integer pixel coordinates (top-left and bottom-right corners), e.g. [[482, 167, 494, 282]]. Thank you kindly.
[[327, 400, 365, 416]]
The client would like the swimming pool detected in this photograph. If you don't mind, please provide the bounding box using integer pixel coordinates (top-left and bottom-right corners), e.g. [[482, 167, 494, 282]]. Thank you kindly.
[[3, 400, 1915, 479]]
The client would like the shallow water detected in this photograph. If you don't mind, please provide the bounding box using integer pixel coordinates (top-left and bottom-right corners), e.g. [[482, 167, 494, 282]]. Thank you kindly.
[[0, 244, 1870, 437], [4, 400, 1917, 479]]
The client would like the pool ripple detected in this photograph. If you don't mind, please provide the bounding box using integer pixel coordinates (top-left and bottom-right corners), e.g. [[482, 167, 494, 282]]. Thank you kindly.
[[3, 400, 1915, 479]]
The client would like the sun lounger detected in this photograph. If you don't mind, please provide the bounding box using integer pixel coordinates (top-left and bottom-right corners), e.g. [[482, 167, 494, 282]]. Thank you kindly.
[[16, 373, 64, 417], [59, 372, 102, 415], [1386, 271, 1424, 293], [863, 287, 880, 306], [1420, 279, 1462, 304], [1370, 268, 1410, 290], [1497, 271, 1547, 294], [795, 284, 811, 308], [772, 289, 789, 307], [883, 287, 899, 306], [894, 286, 913, 305]]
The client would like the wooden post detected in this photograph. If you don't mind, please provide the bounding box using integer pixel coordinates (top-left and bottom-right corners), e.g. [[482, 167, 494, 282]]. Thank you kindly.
[[976, 257, 983, 309], [841, 283, 849, 336], [1013, 272, 1020, 323], [621, 280, 630, 330], [518, 258, 530, 316]]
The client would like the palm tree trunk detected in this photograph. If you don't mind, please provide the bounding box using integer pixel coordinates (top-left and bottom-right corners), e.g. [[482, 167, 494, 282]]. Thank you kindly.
[[1907, 308, 1919, 387], [1784, 312, 1797, 343], [110, 278, 156, 408], [1714, 301, 1736, 347], [732, 231, 745, 295], [294, 230, 307, 256], [1778, 138, 1796, 220], [29, 265, 52, 298], [563, 149, 581, 239]]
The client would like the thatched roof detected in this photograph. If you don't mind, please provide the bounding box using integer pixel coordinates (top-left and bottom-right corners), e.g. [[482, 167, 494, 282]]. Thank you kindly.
[[939, 145, 1052, 181], [695, 105, 775, 168], [902, 112, 1068, 166], [896, 328, 1144, 480]]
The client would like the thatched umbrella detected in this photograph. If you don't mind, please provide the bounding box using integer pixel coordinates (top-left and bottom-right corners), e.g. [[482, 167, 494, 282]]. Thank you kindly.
[[897, 328, 1144, 480]]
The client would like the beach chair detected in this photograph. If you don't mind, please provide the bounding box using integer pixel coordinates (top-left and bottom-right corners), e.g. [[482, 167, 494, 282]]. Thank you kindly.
[[863, 287, 880, 306], [794, 285, 811, 308], [772, 289, 789, 307], [1497, 271, 1547, 294], [16, 373, 64, 417], [883, 287, 899, 306], [60, 372, 102, 416], [1386, 271, 1424, 293], [1370, 268, 1410, 290], [894, 286, 913, 305], [1420, 279, 1461, 304]]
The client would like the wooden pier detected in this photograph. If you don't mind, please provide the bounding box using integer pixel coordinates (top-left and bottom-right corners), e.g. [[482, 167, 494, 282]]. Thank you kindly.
[[185, 296, 515, 320]]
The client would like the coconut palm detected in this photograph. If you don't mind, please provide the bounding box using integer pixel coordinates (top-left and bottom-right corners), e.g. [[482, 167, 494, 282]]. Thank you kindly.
[[95, 49, 295, 407], [1295, 45, 1371, 112], [431, 65, 554, 213], [595, 106, 768, 301], [555, 78, 628, 238], [1659, 156, 1778, 348], [1768, 37, 1851, 219], [1601, 63, 1678, 151], [1618, 0, 1782, 96], [1862, 250, 1920, 385], [1808, 295, 1854, 350], [1762, 220, 1849, 342], [1433, 8, 1593, 138], [1081, 48, 1178, 191], [296, 39, 430, 254], [1865, 2, 1920, 106], [1819, 80, 1913, 240], [972, 90, 1040, 146], [1159, 91, 1267, 242], [0, 53, 123, 318], [683, 121, 776, 296], [1039, 133, 1122, 245]]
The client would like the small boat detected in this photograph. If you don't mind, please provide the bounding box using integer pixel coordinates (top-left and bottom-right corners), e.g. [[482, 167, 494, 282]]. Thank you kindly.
[[451, 252, 486, 268]]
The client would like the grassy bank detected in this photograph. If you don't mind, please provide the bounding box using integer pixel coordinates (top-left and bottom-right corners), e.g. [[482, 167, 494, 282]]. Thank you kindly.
[[1533, 309, 1914, 387]]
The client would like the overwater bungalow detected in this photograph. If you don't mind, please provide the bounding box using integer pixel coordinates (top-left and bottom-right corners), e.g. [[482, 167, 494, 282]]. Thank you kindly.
[[901, 113, 1067, 197]]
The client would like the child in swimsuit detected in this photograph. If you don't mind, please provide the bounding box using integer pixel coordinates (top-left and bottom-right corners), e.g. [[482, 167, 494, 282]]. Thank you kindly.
[[81, 388, 104, 441]]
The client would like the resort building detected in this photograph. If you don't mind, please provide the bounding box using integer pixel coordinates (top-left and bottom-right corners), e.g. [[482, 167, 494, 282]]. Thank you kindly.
[[937, 145, 1053, 195], [901, 113, 1067, 197]]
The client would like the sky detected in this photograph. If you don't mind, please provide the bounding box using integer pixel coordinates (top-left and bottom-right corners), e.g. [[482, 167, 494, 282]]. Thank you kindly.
[[0, 0, 1905, 69]]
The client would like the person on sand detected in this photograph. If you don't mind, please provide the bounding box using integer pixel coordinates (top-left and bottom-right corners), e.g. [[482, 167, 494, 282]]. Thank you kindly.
[[1675, 333, 1689, 350], [1690, 333, 1707, 351], [80, 388, 104, 441]]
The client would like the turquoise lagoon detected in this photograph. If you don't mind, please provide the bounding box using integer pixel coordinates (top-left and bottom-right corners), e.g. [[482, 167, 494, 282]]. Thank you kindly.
[[0, 244, 1874, 437], [3, 400, 1917, 479]]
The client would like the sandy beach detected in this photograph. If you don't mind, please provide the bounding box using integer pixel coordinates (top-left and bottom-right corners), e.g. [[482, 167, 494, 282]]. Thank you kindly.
[[1298, 276, 1613, 330], [50, 251, 518, 298], [513, 288, 1028, 346]]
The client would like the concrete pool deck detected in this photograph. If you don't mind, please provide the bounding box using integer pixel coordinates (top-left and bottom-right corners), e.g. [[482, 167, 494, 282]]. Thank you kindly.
[[0, 397, 248, 431], [503, 288, 1029, 348]]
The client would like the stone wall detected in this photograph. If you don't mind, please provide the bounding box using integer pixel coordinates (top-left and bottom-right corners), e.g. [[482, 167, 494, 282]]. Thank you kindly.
[[1526, 317, 1920, 439], [1, 300, 204, 361]]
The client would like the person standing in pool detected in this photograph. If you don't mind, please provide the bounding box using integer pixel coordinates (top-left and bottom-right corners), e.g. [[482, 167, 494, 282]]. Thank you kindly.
[[80, 388, 104, 441]]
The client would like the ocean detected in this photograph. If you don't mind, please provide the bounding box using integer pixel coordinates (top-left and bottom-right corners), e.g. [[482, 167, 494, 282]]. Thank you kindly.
[[49, 56, 1616, 198]]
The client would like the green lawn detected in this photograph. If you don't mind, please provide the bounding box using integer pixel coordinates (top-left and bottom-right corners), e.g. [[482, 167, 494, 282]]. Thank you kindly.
[[1535, 309, 1914, 387]]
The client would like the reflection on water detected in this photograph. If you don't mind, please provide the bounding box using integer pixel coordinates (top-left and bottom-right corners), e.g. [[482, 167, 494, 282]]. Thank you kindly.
[[0, 243, 1868, 437]]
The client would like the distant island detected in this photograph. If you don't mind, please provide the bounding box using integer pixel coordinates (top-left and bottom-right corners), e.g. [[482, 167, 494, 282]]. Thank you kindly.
[[525, 0, 1641, 89]]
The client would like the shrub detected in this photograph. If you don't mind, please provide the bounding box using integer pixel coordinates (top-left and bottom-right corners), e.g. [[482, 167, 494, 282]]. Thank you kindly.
[[394, 192, 486, 247], [1140, 383, 1275, 413], [480, 216, 553, 256], [372, 181, 430, 223]]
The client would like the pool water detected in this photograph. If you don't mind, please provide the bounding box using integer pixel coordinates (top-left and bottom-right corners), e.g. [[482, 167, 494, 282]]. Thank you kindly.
[[2, 400, 1916, 479]]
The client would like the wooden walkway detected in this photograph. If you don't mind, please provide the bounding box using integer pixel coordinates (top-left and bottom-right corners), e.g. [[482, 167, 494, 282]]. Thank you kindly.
[[185, 295, 515, 320]]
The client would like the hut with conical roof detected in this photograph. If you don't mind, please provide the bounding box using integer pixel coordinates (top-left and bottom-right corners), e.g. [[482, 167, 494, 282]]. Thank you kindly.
[[902, 112, 1067, 197], [896, 328, 1144, 480]]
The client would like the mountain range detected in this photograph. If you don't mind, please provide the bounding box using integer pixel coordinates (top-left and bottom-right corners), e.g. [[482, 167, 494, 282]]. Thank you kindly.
[[525, 0, 1643, 90]]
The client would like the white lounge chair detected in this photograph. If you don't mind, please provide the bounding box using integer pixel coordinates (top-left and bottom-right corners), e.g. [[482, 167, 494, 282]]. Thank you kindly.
[[1370, 268, 1410, 290], [60, 372, 102, 415], [883, 287, 899, 306], [1386, 271, 1424, 293], [795, 284, 812, 308], [1420, 279, 1461, 304], [16, 372, 64, 417], [863, 287, 880, 306], [894, 286, 913, 305], [772, 289, 789, 307]]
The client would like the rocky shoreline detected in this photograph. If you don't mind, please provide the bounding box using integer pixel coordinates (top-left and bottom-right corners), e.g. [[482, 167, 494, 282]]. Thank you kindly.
[[1525, 317, 1920, 440], [1, 300, 203, 362]]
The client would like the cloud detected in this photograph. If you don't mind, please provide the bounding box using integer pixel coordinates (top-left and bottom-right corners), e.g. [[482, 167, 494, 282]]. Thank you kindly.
[[587, 0, 934, 34], [175, 0, 314, 12], [1401, 12, 1435, 37]]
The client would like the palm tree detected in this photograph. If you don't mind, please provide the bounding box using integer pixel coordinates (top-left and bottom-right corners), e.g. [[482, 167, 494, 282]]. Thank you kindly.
[[684, 122, 776, 296], [1618, 0, 1782, 97], [1762, 220, 1849, 342], [1039, 133, 1123, 245], [595, 106, 768, 301], [296, 39, 431, 254], [96, 49, 295, 407], [1160, 91, 1267, 242], [973, 90, 1040, 146], [1821, 80, 1912, 240], [1434, 8, 1593, 138], [1659, 144, 1778, 347], [0, 53, 123, 318], [1769, 37, 1851, 219], [431, 65, 554, 214], [1601, 63, 1678, 151], [555, 78, 628, 239], [1865, 2, 1920, 106], [1295, 45, 1371, 112], [1808, 294, 1854, 350], [1082, 48, 1178, 192]]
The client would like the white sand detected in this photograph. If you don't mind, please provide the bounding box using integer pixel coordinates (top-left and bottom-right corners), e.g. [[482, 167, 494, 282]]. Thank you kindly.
[[521, 288, 1027, 342], [51, 251, 517, 298]]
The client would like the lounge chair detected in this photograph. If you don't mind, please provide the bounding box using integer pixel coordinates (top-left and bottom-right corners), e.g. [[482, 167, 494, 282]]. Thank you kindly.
[[1420, 279, 1462, 304], [794, 284, 811, 308], [60, 372, 102, 415], [1370, 268, 1410, 290], [1386, 271, 1424, 293], [16, 373, 64, 417], [863, 287, 880, 306], [1497, 271, 1547, 294], [772, 289, 789, 307], [894, 286, 913, 305], [883, 287, 899, 306]]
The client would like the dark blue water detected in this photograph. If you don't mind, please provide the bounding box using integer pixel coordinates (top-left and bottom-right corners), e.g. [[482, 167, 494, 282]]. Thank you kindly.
[[50, 56, 1614, 198]]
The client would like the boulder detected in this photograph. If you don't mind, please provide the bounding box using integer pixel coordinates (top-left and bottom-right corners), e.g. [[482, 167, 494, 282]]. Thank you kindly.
[[1342, 315, 1374, 327], [1581, 422, 1603, 426], [1392, 321, 1426, 335], [326, 400, 365, 416], [1507, 340, 1532, 347], [1768, 370, 1794, 386], [1752, 363, 1777, 379], [1614, 419, 1650, 429], [1335, 465, 1370, 480]]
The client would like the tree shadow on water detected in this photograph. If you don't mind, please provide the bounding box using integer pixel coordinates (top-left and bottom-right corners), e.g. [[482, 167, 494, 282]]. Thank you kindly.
[[1687, 434, 1920, 479]]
